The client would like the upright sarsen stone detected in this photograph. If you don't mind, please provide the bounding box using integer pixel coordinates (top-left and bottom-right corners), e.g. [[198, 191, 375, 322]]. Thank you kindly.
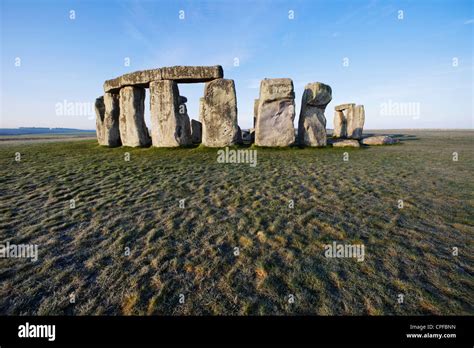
[[200, 78, 240, 147], [101, 93, 121, 147], [333, 110, 346, 138], [255, 78, 295, 147], [349, 105, 365, 140], [253, 98, 259, 128], [297, 82, 332, 147], [333, 103, 365, 140], [150, 80, 191, 147], [96, 93, 121, 147], [119, 86, 151, 147], [191, 119, 202, 144], [95, 96, 105, 145], [177, 97, 192, 146]]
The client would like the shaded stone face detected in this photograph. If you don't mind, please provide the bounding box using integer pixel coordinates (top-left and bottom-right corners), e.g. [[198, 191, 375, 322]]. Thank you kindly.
[[95, 96, 105, 145], [200, 78, 240, 147], [177, 100, 192, 146], [301, 82, 332, 107], [119, 86, 151, 147], [350, 105, 365, 140], [255, 78, 295, 147], [333, 103, 365, 140], [104, 65, 223, 93], [102, 93, 121, 147], [298, 106, 327, 147], [191, 119, 202, 144], [150, 81, 191, 147], [333, 110, 346, 138], [298, 82, 332, 147], [253, 98, 259, 128]]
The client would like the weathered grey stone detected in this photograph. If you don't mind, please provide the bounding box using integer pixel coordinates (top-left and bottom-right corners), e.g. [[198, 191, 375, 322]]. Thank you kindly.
[[361, 135, 399, 145], [177, 98, 192, 146], [200, 78, 240, 147], [259, 78, 295, 101], [333, 103, 365, 140], [119, 86, 151, 147], [150, 80, 191, 147], [254, 99, 259, 128], [302, 82, 332, 107], [250, 128, 255, 143], [255, 78, 295, 147], [101, 93, 121, 147], [236, 126, 243, 145], [348, 105, 365, 140], [104, 69, 162, 93], [298, 82, 332, 147], [104, 65, 223, 93], [240, 129, 255, 144], [335, 103, 355, 111], [332, 139, 360, 148], [191, 119, 202, 144], [161, 65, 223, 83], [333, 110, 346, 138], [95, 96, 105, 145]]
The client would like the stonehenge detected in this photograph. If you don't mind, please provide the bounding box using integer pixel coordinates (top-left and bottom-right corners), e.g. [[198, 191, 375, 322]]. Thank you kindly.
[[200, 78, 240, 147], [104, 65, 223, 93], [149, 80, 191, 147], [191, 119, 202, 144], [298, 82, 332, 147], [333, 103, 365, 140], [119, 86, 151, 147], [255, 78, 296, 147], [95, 96, 105, 145], [96, 64, 395, 149]]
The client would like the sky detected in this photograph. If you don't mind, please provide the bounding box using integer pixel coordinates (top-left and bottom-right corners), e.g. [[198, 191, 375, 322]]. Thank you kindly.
[[0, 0, 473, 130]]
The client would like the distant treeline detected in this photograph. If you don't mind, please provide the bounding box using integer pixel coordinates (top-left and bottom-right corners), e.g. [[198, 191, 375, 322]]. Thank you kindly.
[[0, 128, 96, 135]]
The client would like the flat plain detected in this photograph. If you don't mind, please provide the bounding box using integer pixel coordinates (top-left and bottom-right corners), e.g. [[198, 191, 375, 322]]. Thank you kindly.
[[0, 130, 472, 315]]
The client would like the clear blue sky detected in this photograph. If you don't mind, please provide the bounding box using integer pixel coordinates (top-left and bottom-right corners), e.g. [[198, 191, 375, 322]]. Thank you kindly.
[[1, 0, 473, 129]]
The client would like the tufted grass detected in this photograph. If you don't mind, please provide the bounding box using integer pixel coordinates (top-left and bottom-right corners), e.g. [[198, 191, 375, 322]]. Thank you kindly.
[[0, 130, 472, 315]]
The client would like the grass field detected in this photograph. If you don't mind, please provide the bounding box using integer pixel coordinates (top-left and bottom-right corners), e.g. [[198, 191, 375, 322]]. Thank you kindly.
[[0, 130, 473, 315]]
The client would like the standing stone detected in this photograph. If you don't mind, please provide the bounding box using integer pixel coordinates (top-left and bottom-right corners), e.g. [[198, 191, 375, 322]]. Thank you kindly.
[[119, 86, 151, 147], [298, 82, 332, 147], [191, 119, 202, 144], [255, 78, 295, 147], [200, 78, 240, 147], [333, 103, 365, 140], [253, 99, 259, 128], [177, 97, 192, 146], [101, 93, 121, 147], [95, 96, 105, 145], [333, 110, 346, 138], [349, 105, 365, 139], [150, 80, 191, 147], [236, 126, 243, 145]]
